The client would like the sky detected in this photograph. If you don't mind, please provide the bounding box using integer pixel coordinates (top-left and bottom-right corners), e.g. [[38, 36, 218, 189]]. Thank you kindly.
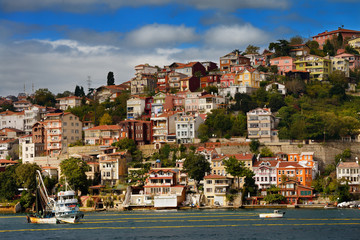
[[1, 0, 360, 97]]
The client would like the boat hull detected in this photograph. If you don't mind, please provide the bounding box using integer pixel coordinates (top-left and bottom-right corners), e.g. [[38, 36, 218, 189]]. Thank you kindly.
[[57, 212, 84, 224], [259, 213, 284, 218], [27, 216, 59, 224]]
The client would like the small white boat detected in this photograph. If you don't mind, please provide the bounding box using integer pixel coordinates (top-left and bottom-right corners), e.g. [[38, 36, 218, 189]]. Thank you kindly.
[[259, 210, 285, 218]]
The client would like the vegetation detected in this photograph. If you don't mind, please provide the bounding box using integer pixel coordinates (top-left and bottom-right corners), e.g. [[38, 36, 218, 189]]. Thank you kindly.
[[60, 157, 90, 195], [183, 153, 211, 192], [264, 194, 286, 204]]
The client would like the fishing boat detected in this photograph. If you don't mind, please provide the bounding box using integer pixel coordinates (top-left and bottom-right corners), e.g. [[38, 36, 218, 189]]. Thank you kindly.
[[27, 170, 84, 224], [259, 210, 285, 218]]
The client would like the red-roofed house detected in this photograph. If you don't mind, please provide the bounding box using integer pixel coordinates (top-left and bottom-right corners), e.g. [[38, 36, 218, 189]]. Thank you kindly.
[[0, 110, 25, 131], [220, 51, 251, 73], [270, 56, 295, 75], [312, 27, 360, 49], [0, 159, 18, 172], [84, 125, 122, 145], [151, 111, 180, 144], [13, 100, 32, 112], [198, 94, 226, 113], [99, 150, 131, 186], [277, 161, 312, 188], [171, 61, 206, 77], [337, 160, 360, 192], [56, 96, 82, 110], [253, 160, 278, 191]]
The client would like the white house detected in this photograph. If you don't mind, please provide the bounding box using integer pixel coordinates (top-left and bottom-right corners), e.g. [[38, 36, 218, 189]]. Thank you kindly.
[[175, 114, 204, 144]]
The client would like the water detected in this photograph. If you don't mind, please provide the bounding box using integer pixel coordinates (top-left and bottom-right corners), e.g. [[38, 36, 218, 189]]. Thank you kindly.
[[1, 209, 360, 239]]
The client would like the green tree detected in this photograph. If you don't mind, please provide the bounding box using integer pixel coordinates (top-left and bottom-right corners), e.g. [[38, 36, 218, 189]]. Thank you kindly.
[[345, 45, 359, 55], [244, 44, 260, 54], [289, 35, 304, 45], [264, 194, 286, 204], [107, 71, 115, 86], [223, 156, 246, 189], [249, 140, 260, 153], [183, 153, 211, 192], [269, 40, 292, 57], [260, 147, 274, 157], [204, 85, 218, 94], [15, 163, 41, 193], [0, 165, 17, 201], [33, 88, 56, 107], [323, 40, 335, 56], [60, 158, 90, 195], [268, 93, 285, 112], [126, 164, 150, 187], [99, 112, 113, 125]]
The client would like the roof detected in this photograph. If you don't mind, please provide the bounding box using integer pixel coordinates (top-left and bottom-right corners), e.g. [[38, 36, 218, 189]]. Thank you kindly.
[[56, 96, 81, 100], [204, 174, 227, 179], [253, 160, 278, 168], [278, 162, 309, 168], [86, 125, 122, 131], [271, 56, 293, 61], [0, 159, 18, 164], [42, 166, 58, 170], [338, 161, 360, 168], [313, 28, 360, 38], [226, 153, 253, 161]]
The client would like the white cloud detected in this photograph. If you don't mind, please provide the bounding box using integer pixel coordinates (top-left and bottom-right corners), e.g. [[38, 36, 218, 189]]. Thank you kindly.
[[125, 24, 198, 48], [182, 0, 290, 11], [204, 24, 271, 49]]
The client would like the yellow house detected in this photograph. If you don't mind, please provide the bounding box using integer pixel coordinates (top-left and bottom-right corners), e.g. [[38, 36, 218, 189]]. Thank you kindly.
[[348, 37, 360, 54], [294, 55, 331, 81], [329, 57, 350, 77], [235, 69, 260, 88], [203, 174, 231, 206]]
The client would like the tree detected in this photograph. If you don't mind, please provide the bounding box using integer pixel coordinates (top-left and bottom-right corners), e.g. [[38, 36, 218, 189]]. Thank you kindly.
[[0, 165, 17, 201], [345, 45, 359, 55], [74, 86, 85, 97], [183, 153, 211, 192], [204, 85, 218, 94], [126, 164, 150, 187], [33, 88, 56, 107], [57, 90, 72, 98], [249, 140, 260, 154], [223, 156, 246, 189], [289, 35, 304, 45], [260, 147, 274, 157], [269, 40, 292, 57], [60, 158, 90, 195], [264, 194, 286, 204], [268, 93, 285, 112], [99, 112, 113, 125], [15, 163, 41, 193], [323, 40, 335, 56], [244, 45, 260, 54], [107, 72, 115, 86]]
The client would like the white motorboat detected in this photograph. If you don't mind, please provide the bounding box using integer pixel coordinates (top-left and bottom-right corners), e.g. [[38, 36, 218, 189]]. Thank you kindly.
[[259, 210, 285, 218], [27, 170, 83, 224]]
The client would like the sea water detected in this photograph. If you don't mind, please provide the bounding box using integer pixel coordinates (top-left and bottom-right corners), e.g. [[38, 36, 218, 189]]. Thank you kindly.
[[1, 209, 360, 239]]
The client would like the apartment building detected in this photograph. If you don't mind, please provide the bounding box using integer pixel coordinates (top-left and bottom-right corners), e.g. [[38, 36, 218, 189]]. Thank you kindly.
[[175, 114, 204, 144], [247, 108, 277, 142], [337, 161, 360, 192], [56, 96, 82, 110], [294, 55, 331, 81], [204, 174, 231, 206]]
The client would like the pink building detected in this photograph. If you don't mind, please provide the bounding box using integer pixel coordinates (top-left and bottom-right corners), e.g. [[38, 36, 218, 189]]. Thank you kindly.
[[335, 52, 360, 70], [270, 56, 295, 75], [312, 28, 360, 49], [220, 73, 235, 88]]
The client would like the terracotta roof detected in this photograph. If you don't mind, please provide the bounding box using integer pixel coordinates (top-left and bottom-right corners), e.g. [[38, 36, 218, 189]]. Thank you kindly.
[[253, 160, 278, 168], [278, 162, 306, 168], [338, 161, 360, 168], [204, 174, 227, 179], [271, 56, 293, 61], [86, 125, 121, 131], [313, 28, 360, 37], [42, 166, 58, 170], [56, 96, 81, 100], [0, 159, 18, 164], [226, 153, 253, 161]]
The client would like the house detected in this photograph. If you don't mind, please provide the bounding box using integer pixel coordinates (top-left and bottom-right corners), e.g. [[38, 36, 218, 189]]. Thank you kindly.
[[168, 71, 188, 92], [247, 108, 277, 143], [270, 56, 295, 75], [151, 92, 166, 115], [198, 94, 226, 113], [131, 64, 157, 95], [348, 37, 360, 53], [133, 168, 186, 208], [220, 73, 236, 88], [201, 61, 218, 72], [84, 125, 121, 145], [99, 150, 131, 186], [156, 69, 170, 92], [0, 110, 25, 131], [86, 161, 100, 180], [235, 68, 261, 88], [200, 74, 221, 88], [96, 84, 129, 103], [244, 54, 266, 67], [195, 147, 219, 163], [163, 95, 184, 112], [24, 105, 47, 135], [20, 134, 45, 164], [182, 91, 202, 113], [0, 128, 24, 140], [278, 179, 314, 204], [41, 166, 58, 179], [171, 61, 206, 78], [335, 52, 360, 70], [326, 56, 350, 77], [253, 160, 278, 191], [0, 138, 18, 159], [56, 96, 82, 110], [294, 55, 331, 81], [287, 152, 318, 178], [151, 111, 180, 145], [220, 51, 250, 73], [276, 161, 313, 188], [312, 27, 360, 49], [175, 113, 204, 144], [118, 120, 152, 145], [204, 174, 231, 206], [265, 82, 287, 95], [336, 160, 360, 192], [289, 44, 310, 57], [127, 96, 145, 119], [36, 112, 82, 157], [180, 76, 201, 92], [13, 100, 32, 112]]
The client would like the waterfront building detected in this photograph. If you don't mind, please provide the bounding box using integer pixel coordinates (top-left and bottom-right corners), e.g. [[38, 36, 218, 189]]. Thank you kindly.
[[99, 150, 131, 186], [203, 174, 231, 206], [253, 160, 278, 191], [336, 160, 360, 192]]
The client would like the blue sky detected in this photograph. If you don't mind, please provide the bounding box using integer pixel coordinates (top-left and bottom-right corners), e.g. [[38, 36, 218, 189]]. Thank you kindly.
[[1, 0, 360, 96]]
